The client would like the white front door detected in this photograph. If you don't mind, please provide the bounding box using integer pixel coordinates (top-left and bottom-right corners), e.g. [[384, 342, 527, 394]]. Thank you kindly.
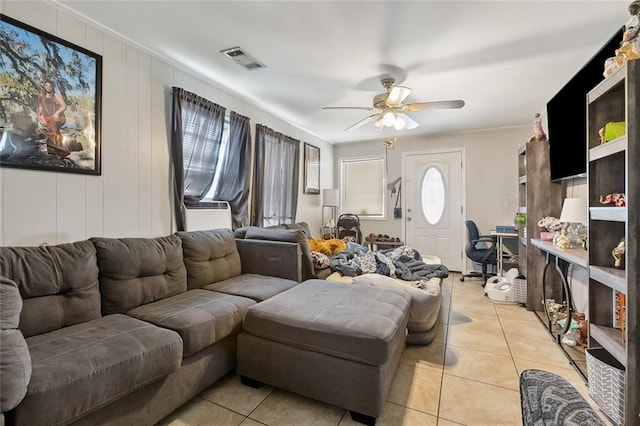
[[403, 149, 465, 271]]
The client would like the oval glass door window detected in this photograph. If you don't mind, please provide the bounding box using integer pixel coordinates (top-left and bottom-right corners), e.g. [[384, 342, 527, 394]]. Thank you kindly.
[[421, 167, 445, 225]]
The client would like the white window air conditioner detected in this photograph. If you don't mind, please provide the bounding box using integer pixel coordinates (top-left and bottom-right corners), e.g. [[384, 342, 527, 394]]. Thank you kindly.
[[185, 201, 232, 231]]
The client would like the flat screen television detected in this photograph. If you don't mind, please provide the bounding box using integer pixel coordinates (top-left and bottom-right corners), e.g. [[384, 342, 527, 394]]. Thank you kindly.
[[547, 27, 624, 182]]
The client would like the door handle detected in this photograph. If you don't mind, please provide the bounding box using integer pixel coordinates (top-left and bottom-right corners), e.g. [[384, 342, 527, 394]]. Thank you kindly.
[[407, 217, 412, 221]]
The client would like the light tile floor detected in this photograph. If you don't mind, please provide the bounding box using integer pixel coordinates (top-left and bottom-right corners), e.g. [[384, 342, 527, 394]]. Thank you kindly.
[[157, 272, 606, 426]]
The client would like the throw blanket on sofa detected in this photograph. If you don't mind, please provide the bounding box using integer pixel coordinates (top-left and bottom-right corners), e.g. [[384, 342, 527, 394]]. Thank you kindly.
[[330, 242, 449, 280]]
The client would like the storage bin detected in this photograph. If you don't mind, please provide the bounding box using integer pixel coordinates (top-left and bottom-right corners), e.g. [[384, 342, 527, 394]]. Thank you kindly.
[[512, 277, 527, 304], [586, 347, 625, 425]]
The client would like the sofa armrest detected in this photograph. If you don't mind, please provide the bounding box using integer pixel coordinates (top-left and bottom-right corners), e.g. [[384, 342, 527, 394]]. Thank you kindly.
[[235, 239, 302, 282], [1, 277, 32, 415]]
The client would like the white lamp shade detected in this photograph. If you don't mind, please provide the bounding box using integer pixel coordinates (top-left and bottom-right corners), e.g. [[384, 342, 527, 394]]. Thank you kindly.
[[559, 198, 587, 225], [323, 189, 339, 207]]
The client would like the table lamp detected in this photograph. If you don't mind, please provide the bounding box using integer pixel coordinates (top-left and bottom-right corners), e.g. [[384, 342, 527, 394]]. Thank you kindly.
[[559, 198, 588, 249]]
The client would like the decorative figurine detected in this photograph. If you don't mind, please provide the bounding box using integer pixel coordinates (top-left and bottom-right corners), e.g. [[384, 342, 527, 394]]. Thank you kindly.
[[604, 1, 640, 78], [529, 113, 547, 142], [599, 192, 626, 207], [538, 216, 563, 232], [555, 229, 571, 250], [616, 1, 640, 61], [612, 238, 626, 268]]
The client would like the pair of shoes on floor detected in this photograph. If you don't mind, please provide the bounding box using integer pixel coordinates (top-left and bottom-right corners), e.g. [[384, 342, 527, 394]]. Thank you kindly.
[[365, 233, 377, 242], [365, 234, 401, 243]]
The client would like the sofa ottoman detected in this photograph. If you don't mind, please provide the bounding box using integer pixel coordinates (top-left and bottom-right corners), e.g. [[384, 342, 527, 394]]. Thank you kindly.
[[237, 279, 411, 425], [326, 272, 443, 345]]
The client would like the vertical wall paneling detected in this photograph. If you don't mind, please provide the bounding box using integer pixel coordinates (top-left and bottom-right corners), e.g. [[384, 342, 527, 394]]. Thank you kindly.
[[124, 44, 141, 235], [150, 58, 173, 235], [137, 52, 153, 236], [83, 22, 105, 238], [54, 9, 89, 243], [1, 1, 339, 245], [102, 34, 137, 237], [4, 170, 58, 245]]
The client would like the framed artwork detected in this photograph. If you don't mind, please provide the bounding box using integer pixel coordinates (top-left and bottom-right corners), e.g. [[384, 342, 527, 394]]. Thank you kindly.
[[303, 143, 320, 194], [0, 15, 102, 175]]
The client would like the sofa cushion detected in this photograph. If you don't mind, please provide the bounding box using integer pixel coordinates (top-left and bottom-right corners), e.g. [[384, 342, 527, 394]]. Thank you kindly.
[[0, 240, 101, 337], [245, 226, 315, 280], [177, 229, 242, 290], [127, 289, 255, 357], [204, 274, 297, 302], [12, 314, 182, 426], [0, 277, 31, 413], [243, 280, 411, 365], [91, 235, 187, 315]]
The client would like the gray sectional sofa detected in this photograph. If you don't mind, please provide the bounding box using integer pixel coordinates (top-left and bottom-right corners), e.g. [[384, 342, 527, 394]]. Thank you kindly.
[[0, 225, 443, 426], [0, 228, 300, 426]]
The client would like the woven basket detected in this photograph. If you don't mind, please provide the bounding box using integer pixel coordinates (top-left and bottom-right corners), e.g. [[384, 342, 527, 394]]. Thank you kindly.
[[513, 278, 527, 304], [586, 347, 625, 425]]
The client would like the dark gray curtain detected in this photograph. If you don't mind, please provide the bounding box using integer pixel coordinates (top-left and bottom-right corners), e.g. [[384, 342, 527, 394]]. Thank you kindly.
[[170, 87, 225, 231], [251, 124, 300, 227], [210, 111, 251, 229]]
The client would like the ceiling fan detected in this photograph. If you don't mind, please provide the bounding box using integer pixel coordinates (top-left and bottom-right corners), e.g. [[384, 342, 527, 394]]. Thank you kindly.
[[322, 77, 465, 132]]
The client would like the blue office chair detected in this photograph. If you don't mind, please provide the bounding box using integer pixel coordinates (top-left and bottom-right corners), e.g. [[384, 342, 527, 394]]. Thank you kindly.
[[460, 220, 498, 284]]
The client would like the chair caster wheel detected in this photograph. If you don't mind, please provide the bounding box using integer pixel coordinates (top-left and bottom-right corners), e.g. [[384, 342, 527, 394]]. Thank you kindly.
[[459, 277, 465, 282]]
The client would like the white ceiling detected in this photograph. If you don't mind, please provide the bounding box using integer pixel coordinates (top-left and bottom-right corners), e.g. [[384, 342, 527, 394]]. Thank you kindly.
[[57, 0, 630, 144]]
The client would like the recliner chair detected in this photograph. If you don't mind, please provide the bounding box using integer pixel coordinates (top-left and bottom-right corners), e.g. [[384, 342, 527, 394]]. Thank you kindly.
[[460, 220, 498, 284]]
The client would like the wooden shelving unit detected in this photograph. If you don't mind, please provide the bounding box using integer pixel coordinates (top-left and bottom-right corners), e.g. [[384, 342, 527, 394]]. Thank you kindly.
[[530, 238, 588, 380], [518, 141, 564, 311], [517, 145, 527, 276], [586, 60, 639, 424]]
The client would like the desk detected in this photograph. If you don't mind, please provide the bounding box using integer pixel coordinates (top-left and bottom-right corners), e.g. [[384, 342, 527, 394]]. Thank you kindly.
[[491, 230, 519, 276]]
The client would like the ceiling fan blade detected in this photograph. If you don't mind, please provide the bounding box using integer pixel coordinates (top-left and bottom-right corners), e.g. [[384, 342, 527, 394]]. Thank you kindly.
[[404, 100, 465, 111], [386, 86, 411, 107], [322, 106, 375, 111], [345, 113, 379, 132], [398, 112, 419, 130]]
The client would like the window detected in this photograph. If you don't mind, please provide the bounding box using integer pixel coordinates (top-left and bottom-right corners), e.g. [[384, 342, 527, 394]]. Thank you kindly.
[[340, 157, 385, 218], [421, 166, 446, 225], [205, 111, 230, 200], [251, 124, 300, 227]]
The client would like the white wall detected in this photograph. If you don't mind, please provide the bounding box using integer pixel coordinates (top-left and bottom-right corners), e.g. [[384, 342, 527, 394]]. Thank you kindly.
[[333, 125, 530, 241], [0, 0, 332, 246]]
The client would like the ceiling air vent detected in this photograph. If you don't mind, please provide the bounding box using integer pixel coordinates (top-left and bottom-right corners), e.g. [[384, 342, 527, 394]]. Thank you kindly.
[[220, 47, 266, 71]]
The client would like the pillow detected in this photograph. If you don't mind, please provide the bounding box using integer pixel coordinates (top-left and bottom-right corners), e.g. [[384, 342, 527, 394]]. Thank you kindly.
[[311, 251, 330, 270]]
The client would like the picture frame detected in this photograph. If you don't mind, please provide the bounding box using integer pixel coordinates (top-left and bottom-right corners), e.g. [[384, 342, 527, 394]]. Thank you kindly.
[[0, 15, 102, 175], [303, 143, 320, 194]]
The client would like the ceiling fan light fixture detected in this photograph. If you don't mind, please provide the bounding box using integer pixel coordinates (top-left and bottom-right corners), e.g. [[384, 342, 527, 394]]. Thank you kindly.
[[382, 111, 395, 127], [374, 115, 385, 130], [393, 114, 406, 130], [386, 86, 411, 107]]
